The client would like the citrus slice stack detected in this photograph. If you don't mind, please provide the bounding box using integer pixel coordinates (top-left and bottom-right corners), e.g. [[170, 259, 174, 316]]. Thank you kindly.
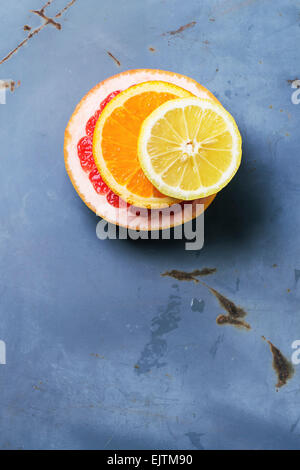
[[64, 69, 223, 230]]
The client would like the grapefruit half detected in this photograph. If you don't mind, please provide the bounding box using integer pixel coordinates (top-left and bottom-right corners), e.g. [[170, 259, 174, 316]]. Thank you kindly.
[[64, 69, 218, 231]]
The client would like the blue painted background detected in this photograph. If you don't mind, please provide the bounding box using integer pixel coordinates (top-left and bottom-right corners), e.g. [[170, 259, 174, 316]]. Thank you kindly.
[[0, 0, 300, 450]]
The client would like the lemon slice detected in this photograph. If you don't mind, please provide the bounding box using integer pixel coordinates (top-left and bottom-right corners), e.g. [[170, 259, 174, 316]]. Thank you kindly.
[[138, 98, 242, 200]]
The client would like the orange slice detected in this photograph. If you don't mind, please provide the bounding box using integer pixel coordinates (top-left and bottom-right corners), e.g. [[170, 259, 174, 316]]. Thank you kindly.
[[93, 81, 193, 209]]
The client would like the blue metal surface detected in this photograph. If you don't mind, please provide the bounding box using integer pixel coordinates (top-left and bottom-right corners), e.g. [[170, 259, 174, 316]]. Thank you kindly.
[[0, 0, 299, 450]]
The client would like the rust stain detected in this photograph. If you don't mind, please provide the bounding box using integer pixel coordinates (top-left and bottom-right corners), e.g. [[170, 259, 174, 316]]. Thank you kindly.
[[0, 81, 11, 90], [0, 80, 20, 92], [287, 79, 300, 87], [55, 0, 77, 18], [161, 268, 216, 283], [163, 21, 196, 36], [216, 314, 251, 330], [0, 0, 77, 66], [149, 47, 156, 52], [218, 0, 259, 16], [262, 336, 294, 388], [106, 51, 121, 67], [208, 286, 247, 318], [31, 9, 62, 30], [40, 0, 55, 12], [161, 270, 294, 388], [33, 381, 43, 391], [205, 284, 251, 330], [0, 36, 33, 66]]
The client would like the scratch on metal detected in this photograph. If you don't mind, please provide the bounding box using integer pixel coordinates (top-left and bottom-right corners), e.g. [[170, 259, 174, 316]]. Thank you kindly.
[[0, 0, 77, 66]]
